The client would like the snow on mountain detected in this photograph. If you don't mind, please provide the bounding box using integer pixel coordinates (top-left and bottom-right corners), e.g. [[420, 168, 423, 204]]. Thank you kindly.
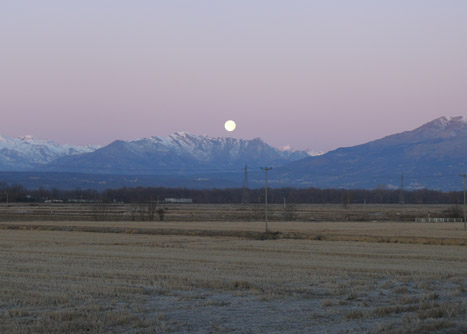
[[45, 132, 311, 174], [305, 150, 325, 157], [0, 134, 99, 170], [128, 132, 310, 162], [416, 116, 467, 134], [3, 115, 467, 189], [434, 116, 467, 127], [279, 145, 324, 157]]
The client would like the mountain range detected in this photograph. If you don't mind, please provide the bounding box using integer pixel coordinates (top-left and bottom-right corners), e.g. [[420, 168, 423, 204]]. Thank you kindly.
[[0, 116, 466, 190], [0, 135, 99, 171], [0, 132, 308, 174]]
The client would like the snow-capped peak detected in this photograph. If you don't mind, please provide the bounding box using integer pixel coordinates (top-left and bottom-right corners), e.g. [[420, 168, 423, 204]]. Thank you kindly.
[[19, 135, 35, 141], [433, 116, 467, 128], [396, 115, 467, 143], [279, 144, 324, 157], [278, 145, 293, 152], [123, 133, 310, 163], [172, 131, 192, 137], [306, 149, 325, 157], [43, 132, 312, 174], [0, 134, 99, 169]]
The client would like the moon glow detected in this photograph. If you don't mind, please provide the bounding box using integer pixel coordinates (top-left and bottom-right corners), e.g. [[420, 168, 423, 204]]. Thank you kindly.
[[224, 120, 236, 132]]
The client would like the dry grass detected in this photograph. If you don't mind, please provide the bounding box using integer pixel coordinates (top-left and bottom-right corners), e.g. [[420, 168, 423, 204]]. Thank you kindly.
[[0, 222, 466, 333], [1, 219, 466, 246]]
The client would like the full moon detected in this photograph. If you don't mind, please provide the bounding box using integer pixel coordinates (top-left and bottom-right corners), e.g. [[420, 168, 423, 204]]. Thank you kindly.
[[224, 120, 236, 132]]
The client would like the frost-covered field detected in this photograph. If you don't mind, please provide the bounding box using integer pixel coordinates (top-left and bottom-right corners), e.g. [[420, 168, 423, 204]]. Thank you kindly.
[[1, 226, 466, 333]]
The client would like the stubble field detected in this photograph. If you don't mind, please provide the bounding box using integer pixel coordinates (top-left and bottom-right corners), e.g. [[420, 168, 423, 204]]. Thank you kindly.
[[1, 216, 467, 333]]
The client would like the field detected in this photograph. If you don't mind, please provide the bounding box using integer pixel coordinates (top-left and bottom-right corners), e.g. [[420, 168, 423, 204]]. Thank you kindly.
[[1, 204, 467, 333], [0, 202, 463, 222]]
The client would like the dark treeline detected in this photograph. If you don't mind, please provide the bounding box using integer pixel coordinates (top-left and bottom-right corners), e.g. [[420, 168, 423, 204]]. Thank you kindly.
[[0, 182, 464, 204]]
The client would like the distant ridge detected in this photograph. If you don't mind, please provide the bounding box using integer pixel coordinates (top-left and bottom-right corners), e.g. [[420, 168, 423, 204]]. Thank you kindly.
[[274, 116, 467, 190]]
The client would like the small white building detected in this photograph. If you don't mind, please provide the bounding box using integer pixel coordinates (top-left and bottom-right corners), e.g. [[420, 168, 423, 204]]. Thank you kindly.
[[164, 198, 193, 204]]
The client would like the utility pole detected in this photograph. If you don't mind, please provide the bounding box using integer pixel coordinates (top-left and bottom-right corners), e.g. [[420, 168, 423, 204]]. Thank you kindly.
[[5, 192, 8, 209], [399, 173, 404, 204], [460, 174, 467, 231], [242, 164, 249, 204], [260, 167, 272, 232]]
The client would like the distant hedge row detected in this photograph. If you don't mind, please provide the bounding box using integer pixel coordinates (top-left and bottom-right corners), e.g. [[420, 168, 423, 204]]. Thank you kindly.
[[0, 182, 463, 204]]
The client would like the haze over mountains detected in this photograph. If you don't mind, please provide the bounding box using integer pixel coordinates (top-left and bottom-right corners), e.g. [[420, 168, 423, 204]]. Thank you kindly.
[[0, 116, 466, 190]]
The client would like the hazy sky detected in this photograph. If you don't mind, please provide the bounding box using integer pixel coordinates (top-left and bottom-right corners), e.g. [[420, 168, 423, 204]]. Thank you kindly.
[[1, 1, 466, 151]]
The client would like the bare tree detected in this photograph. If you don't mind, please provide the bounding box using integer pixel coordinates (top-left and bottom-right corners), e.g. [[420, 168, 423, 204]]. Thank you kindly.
[[157, 207, 168, 221], [283, 203, 297, 221], [342, 191, 353, 209], [93, 202, 111, 221], [147, 201, 157, 221], [138, 203, 147, 221], [130, 205, 138, 221]]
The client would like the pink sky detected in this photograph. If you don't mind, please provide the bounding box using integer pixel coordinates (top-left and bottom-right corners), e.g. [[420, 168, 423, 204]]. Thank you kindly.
[[1, 1, 466, 151]]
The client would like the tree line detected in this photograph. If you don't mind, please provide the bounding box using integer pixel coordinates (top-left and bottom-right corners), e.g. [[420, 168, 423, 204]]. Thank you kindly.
[[0, 182, 464, 205]]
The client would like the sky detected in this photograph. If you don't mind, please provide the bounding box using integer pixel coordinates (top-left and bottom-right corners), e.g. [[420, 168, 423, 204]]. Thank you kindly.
[[1, 1, 467, 152]]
